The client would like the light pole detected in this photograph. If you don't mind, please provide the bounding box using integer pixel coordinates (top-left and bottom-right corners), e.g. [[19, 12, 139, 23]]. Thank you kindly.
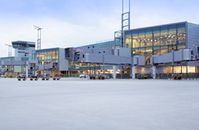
[[24, 51, 29, 78], [131, 52, 136, 79], [172, 47, 175, 79], [151, 55, 156, 79], [102, 53, 105, 75]]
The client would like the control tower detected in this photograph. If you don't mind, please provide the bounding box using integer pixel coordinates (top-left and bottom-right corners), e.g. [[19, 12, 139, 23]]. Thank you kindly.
[[12, 41, 35, 61]]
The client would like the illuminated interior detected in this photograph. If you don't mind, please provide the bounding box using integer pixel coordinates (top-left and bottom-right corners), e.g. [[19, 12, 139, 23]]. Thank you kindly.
[[36, 49, 59, 65], [163, 66, 196, 74], [125, 24, 186, 65]]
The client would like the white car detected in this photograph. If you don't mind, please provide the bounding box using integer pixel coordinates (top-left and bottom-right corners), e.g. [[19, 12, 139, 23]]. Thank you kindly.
[[79, 74, 87, 78]]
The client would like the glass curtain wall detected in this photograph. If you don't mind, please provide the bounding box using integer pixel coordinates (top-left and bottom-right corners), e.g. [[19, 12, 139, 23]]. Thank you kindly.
[[36, 49, 59, 65], [125, 23, 186, 65]]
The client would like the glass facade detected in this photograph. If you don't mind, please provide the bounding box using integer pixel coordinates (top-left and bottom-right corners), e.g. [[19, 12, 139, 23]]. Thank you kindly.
[[125, 22, 187, 65], [36, 48, 59, 65]]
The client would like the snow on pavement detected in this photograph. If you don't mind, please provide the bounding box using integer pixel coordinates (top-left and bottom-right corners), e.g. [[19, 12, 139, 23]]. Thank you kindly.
[[0, 78, 199, 130]]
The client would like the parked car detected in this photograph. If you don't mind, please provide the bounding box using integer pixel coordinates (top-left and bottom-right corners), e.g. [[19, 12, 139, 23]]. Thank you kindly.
[[29, 75, 38, 81], [173, 74, 182, 80], [79, 74, 87, 78], [137, 74, 153, 79], [89, 74, 110, 80], [53, 75, 61, 80], [41, 74, 50, 80], [89, 74, 96, 80], [17, 74, 26, 81]]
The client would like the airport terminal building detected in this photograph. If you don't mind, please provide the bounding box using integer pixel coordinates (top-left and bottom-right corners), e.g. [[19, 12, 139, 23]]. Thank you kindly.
[[1, 21, 199, 79]]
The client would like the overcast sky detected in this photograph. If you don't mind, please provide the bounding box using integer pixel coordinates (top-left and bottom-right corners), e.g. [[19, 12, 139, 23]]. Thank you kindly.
[[0, 0, 199, 57]]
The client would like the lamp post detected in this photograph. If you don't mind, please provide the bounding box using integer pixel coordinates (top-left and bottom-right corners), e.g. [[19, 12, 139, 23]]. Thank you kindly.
[[172, 47, 175, 79], [24, 51, 29, 78], [151, 55, 156, 79], [131, 55, 135, 79], [102, 53, 105, 75]]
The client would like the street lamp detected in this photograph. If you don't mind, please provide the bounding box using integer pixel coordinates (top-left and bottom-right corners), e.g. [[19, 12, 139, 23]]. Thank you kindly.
[[151, 54, 156, 79], [171, 47, 175, 79]]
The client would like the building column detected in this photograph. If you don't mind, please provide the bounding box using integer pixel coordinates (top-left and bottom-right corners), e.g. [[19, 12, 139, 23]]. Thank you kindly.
[[25, 61, 29, 78], [132, 66, 136, 79], [152, 66, 156, 79], [112, 65, 117, 79]]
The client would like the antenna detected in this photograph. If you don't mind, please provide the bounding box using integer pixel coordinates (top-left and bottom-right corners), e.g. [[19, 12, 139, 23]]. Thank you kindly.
[[121, 0, 131, 47], [34, 25, 42, 50], [129, 0, 131, 28], [114, 0, 131, 48], [122, 0, 124, 14], [5, 44, 12, 57]]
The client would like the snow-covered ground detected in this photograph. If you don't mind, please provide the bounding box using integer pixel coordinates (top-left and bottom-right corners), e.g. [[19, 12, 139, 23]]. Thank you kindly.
[[0, 78, 199, 130]]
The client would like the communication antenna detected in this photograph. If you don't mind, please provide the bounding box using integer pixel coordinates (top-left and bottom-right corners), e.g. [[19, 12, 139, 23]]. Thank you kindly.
[[5, 44, 12, 57], [121, 0, 131, 47], [34, 25, 42, 50], [114, 0, 131, 48]]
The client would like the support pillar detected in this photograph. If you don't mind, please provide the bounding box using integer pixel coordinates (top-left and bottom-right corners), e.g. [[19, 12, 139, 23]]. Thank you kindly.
[[152, 66, 156, 79], [112, 66, 117, 79], [132, 66, 136, 79], [25, 61, 29, 78]]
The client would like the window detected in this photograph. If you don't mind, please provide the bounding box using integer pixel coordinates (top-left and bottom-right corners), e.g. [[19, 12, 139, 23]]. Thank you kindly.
[[160, 46, 169, 55], [177, 27, 186, 49], [168, 28, 176, 45], [139, 33, 145, 47], [125, 35, 132, 48], [153, 30, 161, 46], [160, 29, 169, 46], [145, 32, 153, 47], [198, 47, 199, 54], [132, 34, 140, 48]]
